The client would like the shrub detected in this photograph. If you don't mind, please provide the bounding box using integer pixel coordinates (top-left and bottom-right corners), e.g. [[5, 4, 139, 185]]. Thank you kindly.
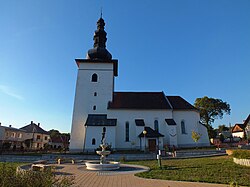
[[232, 150, 250, 159], [0, 163, 74, 187]]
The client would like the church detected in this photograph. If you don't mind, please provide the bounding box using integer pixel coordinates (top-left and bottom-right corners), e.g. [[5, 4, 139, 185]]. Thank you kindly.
[[69, 17, 210, 152]]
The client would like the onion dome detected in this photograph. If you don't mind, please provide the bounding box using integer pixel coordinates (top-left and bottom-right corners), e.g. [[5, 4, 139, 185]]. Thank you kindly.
[[87, 17, 112, 60]]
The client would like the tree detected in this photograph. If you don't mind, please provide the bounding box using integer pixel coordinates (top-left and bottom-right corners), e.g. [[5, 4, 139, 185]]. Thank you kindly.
[[191, 131, 202, 148], [218, 125, 229, 133], [194, 96, 231, 138], [48, 129, 60, 138]]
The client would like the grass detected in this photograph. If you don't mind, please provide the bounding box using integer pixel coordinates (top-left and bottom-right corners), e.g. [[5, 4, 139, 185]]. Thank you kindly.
[[0, 162, 74, 187], [126, 156, 250, 186]]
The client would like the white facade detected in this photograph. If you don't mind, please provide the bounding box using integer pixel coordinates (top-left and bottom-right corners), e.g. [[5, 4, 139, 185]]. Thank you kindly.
[[69, 18, 210, 152]]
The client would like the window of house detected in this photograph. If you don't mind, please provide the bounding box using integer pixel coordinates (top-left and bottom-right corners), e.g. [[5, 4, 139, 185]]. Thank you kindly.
[[37, 135, 41, 140], [11, 132, 15, 138], [44, 136, 47, 140], [92, 138, 96, 145], [91, 73, 98, 82], [181, 120, 186, 134], [94, 92, 97, 96], [19, 133, 22, 138], [154, 120, 159, 132], [125, 122, 129, 142], [93, 105, 96, 110]]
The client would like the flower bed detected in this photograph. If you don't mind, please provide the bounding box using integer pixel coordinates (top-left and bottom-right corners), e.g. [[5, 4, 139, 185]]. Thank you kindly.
[[232, 149, 250, 167], [233, 157, 250, 167]]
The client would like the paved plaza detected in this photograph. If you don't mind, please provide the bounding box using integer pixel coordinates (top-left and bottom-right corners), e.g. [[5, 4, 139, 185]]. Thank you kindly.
[[56, 163, 229, 187]]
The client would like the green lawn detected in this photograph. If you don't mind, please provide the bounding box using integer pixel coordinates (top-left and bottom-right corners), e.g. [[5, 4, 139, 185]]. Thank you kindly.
[[126, 156, 250, 186]]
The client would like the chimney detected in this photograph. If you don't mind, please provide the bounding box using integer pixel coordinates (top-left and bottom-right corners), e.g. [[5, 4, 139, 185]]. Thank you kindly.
[[38, 123, 40, 127], [31, 121, 33, 124], [0, 122, 1, 126], [9, 125, 12, 128]]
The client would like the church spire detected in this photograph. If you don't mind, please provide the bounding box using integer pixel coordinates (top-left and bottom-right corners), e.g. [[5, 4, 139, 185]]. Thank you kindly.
[[87, 16, 112, 61]]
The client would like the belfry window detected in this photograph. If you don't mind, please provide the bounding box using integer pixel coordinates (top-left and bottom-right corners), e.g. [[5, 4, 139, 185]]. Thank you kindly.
[[181, 120, 186, 134], [91, 73, 98, 82], [94, 92, 97, 96], [125, 122, 129, 142], [92, 138, 96, 145], [93, 105, 96, 110]]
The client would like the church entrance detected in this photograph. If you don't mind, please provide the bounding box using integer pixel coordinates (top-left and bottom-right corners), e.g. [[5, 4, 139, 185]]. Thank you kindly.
[[148, 139, 156, 152]]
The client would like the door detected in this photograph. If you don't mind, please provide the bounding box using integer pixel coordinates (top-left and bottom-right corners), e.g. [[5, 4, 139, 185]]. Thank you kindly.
[[148, 139, 156, 152]]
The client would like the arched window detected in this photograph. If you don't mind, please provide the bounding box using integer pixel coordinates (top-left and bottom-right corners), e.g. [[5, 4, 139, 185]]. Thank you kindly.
[[94, 92, 97, 96], [91, 73, 98, 82], [103, 127, 106, 133], [125, 122, 129, 142], [93, 105, 96, 110], [154, 120, 159, 132], [181, 120, 186, 134], [92, 138, 96, 145]]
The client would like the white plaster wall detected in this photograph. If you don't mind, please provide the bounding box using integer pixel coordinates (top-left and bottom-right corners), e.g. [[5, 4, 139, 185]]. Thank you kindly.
[[85, 126, 116, 151], [232, 132, 244, 138], [70, 62, 114, 152], [173, 110, 210, 147], [107, 109, 172, 150]]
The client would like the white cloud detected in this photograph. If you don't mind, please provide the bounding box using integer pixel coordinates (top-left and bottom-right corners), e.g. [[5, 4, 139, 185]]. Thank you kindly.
[[0, 85, 24, 101]]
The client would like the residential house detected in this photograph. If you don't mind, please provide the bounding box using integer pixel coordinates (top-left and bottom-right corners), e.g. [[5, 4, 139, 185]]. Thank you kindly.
[[0, 123, 26, 150], [20, 121, 50, 149], [51, 135, 69, 150], [232, 115, 250, 139]]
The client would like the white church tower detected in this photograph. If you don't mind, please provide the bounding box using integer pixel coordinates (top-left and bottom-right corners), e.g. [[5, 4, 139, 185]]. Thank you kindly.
[[70, 17, 118, 152]]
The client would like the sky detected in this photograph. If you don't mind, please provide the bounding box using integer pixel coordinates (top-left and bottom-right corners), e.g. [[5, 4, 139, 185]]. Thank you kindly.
[[0, 0, 249, 133]]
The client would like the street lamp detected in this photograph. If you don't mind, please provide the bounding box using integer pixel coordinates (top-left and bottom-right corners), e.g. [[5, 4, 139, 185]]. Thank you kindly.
[[143, 130, 147, 153]]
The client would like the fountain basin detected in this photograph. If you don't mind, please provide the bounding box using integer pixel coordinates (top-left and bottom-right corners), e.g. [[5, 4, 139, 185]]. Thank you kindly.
[[85, 161, 120, 171], [96, 150, 111, 156]]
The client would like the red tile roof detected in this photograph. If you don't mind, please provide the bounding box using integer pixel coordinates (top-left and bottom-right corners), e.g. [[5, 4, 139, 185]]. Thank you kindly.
[[108, 92, 172, 110], [166, 96, 197, 110], [108, 92, 196, 110]]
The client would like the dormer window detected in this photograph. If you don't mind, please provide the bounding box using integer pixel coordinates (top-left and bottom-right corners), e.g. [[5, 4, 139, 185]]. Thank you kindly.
[[91, 73, 98, 82]]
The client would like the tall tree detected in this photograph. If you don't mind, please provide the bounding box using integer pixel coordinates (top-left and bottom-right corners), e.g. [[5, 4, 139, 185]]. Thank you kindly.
[[218, 125, 229, 133], [194, 96, 231, 138]]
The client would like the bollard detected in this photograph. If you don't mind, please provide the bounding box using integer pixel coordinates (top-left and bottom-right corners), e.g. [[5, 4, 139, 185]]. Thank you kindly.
[[157, 150, 162, 169]]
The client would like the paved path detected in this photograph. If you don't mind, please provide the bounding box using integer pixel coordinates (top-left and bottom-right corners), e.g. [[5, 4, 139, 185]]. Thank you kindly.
[[55, 164, 229, 187]]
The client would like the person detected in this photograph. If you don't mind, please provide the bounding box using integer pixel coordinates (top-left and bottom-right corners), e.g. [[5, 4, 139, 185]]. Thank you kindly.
[[172, 145, 176, 157]]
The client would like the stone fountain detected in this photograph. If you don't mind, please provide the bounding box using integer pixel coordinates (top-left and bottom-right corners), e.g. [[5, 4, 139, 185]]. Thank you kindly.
[[85, 128, 120, 170]]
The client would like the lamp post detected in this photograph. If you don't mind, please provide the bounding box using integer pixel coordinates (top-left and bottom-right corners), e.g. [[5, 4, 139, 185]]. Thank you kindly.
[[143, 130, 147, 153]]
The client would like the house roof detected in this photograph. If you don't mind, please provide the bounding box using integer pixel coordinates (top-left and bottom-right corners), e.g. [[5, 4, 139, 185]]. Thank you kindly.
[[85, 114, 117, 126], [51, 136, 69, 143], [166, 96, 197, 110], [232, 123, 245, 133], [138, 127, 164, 138], [0, 126, 26, 132], [20, 123, 49, 135], [232, 115, 250, 133], [108, 92, 172, 110], [165, 119, 177, 125]]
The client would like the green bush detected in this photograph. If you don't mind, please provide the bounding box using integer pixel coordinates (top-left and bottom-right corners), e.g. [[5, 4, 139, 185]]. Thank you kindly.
[[232, 150, 250, 159], [0, 163, 74, 187]]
